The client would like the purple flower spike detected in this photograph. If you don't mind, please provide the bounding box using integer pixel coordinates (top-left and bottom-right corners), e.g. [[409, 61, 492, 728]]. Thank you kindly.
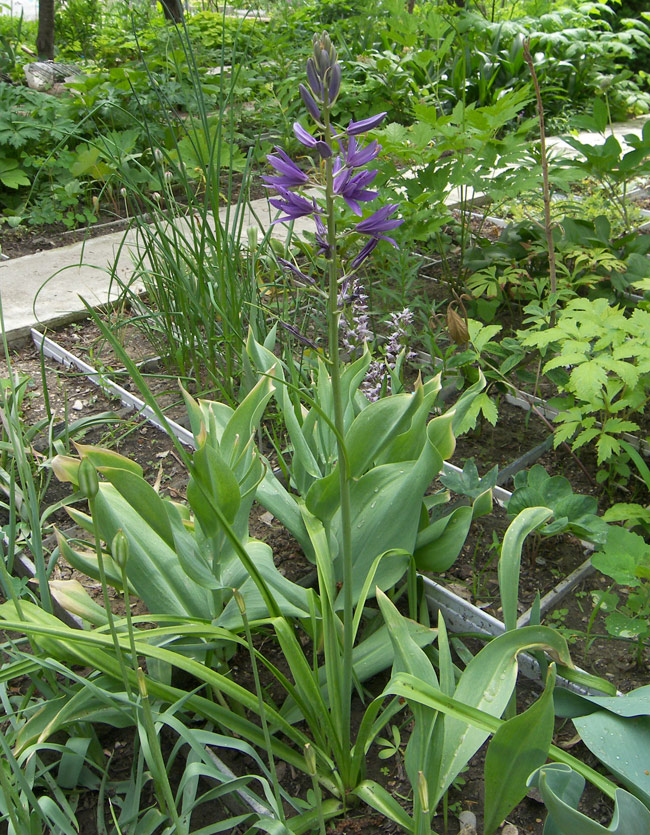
[[270, 187, 318, 223], [346, 112, 387, 136], [342, 136, 381, 168], [293, 122, 332, 158], [300, 84, 322, 123], [263, 147, 310, 189], [355, 204, 404, 245], [333, 168, 379, 215]]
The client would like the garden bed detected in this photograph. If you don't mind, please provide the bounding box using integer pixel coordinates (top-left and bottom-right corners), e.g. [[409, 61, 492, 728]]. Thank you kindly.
[[2, 312, 648, 832]]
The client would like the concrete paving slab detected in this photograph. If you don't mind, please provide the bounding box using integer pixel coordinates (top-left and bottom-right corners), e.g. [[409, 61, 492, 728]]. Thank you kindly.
[[0, 195, 312, 344], [546, 116, 650, 158]]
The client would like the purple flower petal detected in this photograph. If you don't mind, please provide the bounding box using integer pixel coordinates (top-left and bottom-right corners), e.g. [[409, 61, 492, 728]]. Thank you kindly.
[[264, 147, 310, 189], [277, 257, 316, 285], [346, 112, 387, 136], [334, 168, 379, 215], [293, 122, 332, 159], [270, 187, 318, 223], [355, 204, 403, 237], [340, 137, 381, 168], [350, 237, 379, 271], [279, 320, 319, 350]]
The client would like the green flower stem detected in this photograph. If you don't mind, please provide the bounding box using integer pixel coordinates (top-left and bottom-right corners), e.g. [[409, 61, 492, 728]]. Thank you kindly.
[[323, 100, 354, 786], [119, 561, 139, 677], [235, 590, 286, 823], [137, 667, 186, 834], [88, 499, 132, 698]]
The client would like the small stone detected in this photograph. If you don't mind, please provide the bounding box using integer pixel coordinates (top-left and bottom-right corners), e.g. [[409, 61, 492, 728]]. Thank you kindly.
[[526, 786, 543, 803], [72, 399, 83, 411], [260, 511, 274, 526], [458, 810, 477, 834], [502, 825, 519, 835]]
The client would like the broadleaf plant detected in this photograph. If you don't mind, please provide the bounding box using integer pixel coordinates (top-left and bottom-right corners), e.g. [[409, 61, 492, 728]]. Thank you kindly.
[[519, 298, 650, 474]]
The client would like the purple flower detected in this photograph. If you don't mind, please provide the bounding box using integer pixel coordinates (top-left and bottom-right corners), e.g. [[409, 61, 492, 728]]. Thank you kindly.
[[263, 147, 310, 189], [314, 214, 330, 257], [279, 320, 319, 350], [349, 237, 379, 272], [333, 167, 379, 216], [355, 204, 404, 245], [340, 136, 381, 168], [269, 187, 318, 223], [277, 257, 316, 285], [346, 112, 387, 136], [294, 122, 332, 159]]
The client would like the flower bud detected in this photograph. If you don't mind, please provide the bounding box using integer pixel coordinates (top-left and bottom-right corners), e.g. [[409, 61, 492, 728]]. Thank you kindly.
[[111, 529, 129, 569], [299, 83, 321, 122], [233, 589, 246, 614], [328, 62, 341, 104], [304, 743, 317, 776], [137, 666, 148, 697], [78, 457, 99, 499], [447, 305, 469, 346], [306, 57, 322, 99], [153, 147, 163, 163]]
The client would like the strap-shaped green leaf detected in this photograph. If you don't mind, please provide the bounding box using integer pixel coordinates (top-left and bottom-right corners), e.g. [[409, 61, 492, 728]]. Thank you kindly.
[[484, 665, 557, 834], [499, 507, 553, 632]]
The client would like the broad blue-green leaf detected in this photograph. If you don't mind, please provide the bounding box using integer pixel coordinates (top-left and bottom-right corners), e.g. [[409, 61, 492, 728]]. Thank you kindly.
[[353, 781, 413, 830], [334, 440, 442, 601], [377, 376, 443, 464], [187, 440, 240, 538], [573, 711, 650, 807], [414, 504, 473, 572], [48, 580, 110, 628], [92, 483, 212, 618], [74, 443, 143, 477], [377, 590, 439, 787], [557, 684, 650, 720], [217, 541, 311, 628], [415, 490, 492, 572], [484, 665, 557, 834], [529, 763, 650, 835], [96, 466, 175, 550], [55, 529, 124, 591], [432, 625, 571, 807]]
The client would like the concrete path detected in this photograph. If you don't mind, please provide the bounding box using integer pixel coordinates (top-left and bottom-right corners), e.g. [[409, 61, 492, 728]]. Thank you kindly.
[[0, 195, 312, 344], [1, 117, 649, 345]]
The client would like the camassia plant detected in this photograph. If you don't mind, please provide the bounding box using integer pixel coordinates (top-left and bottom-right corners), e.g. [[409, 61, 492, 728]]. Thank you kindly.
[[2, 31, 646, 834]]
